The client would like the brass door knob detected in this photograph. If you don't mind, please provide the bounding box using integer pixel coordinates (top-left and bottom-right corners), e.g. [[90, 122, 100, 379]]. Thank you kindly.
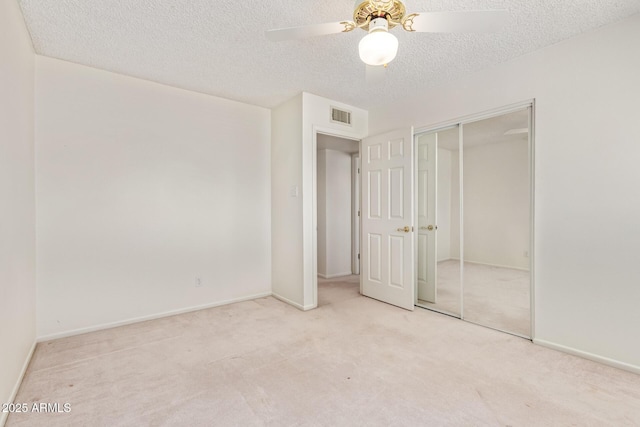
[[396, 226, 411, 233], [420, 225, 437, 231]]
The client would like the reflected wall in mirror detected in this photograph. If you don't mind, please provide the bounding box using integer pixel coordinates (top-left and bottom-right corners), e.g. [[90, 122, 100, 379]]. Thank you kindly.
[[416, 126, 461, 317], [462, 109, 531, 337]]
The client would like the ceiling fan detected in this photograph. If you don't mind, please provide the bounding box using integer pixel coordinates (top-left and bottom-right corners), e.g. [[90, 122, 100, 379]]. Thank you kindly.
[[266, 0, 508, 67]]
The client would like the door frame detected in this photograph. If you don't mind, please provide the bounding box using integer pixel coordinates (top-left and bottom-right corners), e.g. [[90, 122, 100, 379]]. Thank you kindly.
[[312, 126, 362, 308], [413, 99, 536, 339]]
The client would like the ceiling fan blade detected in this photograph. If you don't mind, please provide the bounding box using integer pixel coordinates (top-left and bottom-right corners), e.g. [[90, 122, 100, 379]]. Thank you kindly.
[[365, 64, 387, 85], [266, 21, 351, 42], [406, 10, 509, 33], [504, 128, 528, 135]]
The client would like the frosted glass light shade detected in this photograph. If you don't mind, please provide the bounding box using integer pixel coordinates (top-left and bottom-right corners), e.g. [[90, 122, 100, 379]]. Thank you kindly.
[[358, 27, 398, 66]]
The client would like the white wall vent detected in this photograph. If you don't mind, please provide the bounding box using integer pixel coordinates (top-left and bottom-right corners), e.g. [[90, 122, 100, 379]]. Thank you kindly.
[[330, 107, 352, 126]]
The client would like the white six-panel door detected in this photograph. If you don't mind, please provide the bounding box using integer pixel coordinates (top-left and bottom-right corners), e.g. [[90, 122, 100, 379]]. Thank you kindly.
[[361, 128, 414, 310]]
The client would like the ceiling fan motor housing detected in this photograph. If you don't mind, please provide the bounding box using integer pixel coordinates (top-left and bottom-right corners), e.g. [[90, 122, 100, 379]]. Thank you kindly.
[[369, 17, 390, 33], [353, 0, 406, 30]]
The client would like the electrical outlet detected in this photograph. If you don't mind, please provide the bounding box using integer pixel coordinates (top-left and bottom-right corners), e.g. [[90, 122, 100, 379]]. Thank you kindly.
[[524, 251, 529, 258], [195, 277, 202, 287]]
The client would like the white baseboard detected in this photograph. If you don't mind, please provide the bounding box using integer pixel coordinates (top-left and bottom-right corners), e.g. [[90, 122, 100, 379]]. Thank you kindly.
[[272, 292, 304, 310], [1, 341, 36, 427], [37, 291, 272, 342], [533, 339, 640, 375], [317, 272, 353, 279], [271, 293, 316, 311]]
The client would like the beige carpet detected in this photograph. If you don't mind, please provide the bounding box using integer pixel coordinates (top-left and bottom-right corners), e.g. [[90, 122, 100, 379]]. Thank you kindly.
[[9, 275, 640, 426], [418, 260, 531, 337]]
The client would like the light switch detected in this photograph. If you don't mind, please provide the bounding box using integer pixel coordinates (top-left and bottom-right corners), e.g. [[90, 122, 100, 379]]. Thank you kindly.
[[290, 185, 299, 197]]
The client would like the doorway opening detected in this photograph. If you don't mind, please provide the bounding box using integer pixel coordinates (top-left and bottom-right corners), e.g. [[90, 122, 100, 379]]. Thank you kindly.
[[315, 132, 361, 307]]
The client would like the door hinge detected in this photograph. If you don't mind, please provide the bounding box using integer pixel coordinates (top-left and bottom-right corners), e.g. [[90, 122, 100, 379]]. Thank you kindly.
[[357, 168, 360, 174], [358, 211, 360, 217], [358, 253, 360, 260]]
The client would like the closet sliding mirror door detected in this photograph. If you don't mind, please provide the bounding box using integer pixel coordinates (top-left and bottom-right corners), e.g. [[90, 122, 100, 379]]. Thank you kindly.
[[415, 126, 461, 318], [461, 108, 532, 337]]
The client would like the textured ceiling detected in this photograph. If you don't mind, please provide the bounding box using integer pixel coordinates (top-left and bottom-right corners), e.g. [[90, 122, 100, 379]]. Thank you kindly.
[[17, 0, 640, 109]]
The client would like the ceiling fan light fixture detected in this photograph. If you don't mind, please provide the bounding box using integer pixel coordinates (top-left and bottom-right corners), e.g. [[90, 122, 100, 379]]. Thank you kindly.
[[358, 18, 398, 66]]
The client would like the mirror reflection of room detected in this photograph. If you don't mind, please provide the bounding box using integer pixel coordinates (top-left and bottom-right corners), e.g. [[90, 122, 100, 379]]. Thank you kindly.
[[416, 126, 461, 317], [416, 108, 532, 338], [462, 109, 531, 337]]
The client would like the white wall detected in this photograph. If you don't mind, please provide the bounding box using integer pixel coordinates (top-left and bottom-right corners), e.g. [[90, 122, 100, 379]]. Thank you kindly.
[[271, 94, 304, 307], [317, 149, 352, 278], [35, 56, 271, 339], [437, 148, 452, 261], [463, 139, 530, 269], [0, 0, 36, 419], [369, 15, 640, 371], [351, 155, 360, 275]]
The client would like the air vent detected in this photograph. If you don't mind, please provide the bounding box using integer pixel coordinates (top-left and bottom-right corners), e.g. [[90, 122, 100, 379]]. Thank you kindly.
[[330, 107, 352, 126]]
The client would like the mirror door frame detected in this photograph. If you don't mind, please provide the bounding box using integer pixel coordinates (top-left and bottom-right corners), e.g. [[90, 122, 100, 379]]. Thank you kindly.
[[413, 100, 535, 339]]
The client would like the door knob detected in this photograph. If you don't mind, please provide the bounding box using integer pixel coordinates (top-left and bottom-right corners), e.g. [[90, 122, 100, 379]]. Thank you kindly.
[[396, 226, 411, 233], [420, 225, 437, 231]]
